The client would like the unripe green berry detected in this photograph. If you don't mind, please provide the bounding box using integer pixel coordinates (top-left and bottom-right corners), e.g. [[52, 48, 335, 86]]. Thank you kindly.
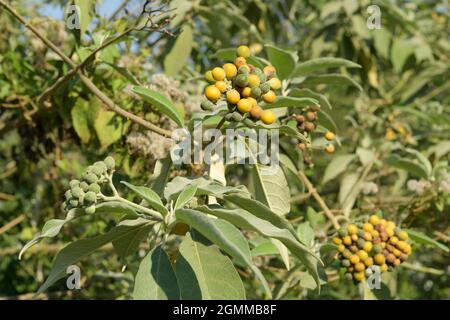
[[69, 199, 79, 207], [258, 73, 267, 83], [104, 156, 115, 170], [260, 82, 270, 94], [231, 112, 243, 122], [238, 65, 250, 74], [250, 87, 262, 98], [89, 183, 101, 193], [201, 100, 214, 111], [91, 165, 104, 177], [345, 273, 353, 280], [338, 228, 348, 237], [373, 244, 382, 253], [84, 191, 97, 203], [94, 161, 107, 172], [85, 205, 96, 214], [365, 268, 373, 276], [80, 181, 89, 192], [235, 74, 248, 87], [85, 173, 98, 184], [69, 179, 80, 188], [253, 68, 263, 76], [65, 190, 72, 200], [357, 239, 365, 249], [342, 259, 351, 267], [71, 186, 83, 198]]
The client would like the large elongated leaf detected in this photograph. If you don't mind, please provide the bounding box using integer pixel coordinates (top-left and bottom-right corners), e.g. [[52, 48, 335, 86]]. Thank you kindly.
[[265, 45, 298, 80], [289, 88, 332, 109], [164, 24, 193, 76], [302, 74, 362, 91], [133, 245, 180, 300], [175, 232, 246, 299], [37, 218, 152, 294], [292, 57, 361, 77], [406, 229, 449, 252], [197, 205, 322, 288], [387, 156, 429, 179], [175, 209, 271, 298], [121, 181, 168, 216], [174, 185, 198, 210], [322, 154, 357, 185], [132, 86, 184, 127], [113, 222, 154, 259]]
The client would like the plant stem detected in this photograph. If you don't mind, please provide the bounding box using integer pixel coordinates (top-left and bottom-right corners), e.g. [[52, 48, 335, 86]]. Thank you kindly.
[[100, 194, 163, 221]]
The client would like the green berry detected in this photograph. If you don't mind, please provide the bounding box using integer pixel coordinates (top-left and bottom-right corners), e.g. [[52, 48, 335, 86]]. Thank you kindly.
[[342, 259, 351, 267], [201, 100, 214, 111], [373, 244, 382, 253], [85, 173, 98, 184], [231, 112, 243, 122], [71, 186, 83, 198], [253, 68, 263, 76], [91, 165, 104, 177], [94, 161, 107, 172], [84, 191, 97, 203], [235, 74, 248, 87], [80, 181, 89, 192], [238, 65, 250, 74], [250, 86, 262, 98], [365, 268, 373, 277], [69, 199, 79, 207], [260, 82, 270, 94], [338, 228, 348, 237], [65, 190, 72, 200], [357, 239, 365, 248], [258, 73, 267, 83], [104, 156, 115, 170], [85, 205, 96, 214], [69, 179, 80, 188], [345, 273, 353, 280], [88, 183, 101, 193]]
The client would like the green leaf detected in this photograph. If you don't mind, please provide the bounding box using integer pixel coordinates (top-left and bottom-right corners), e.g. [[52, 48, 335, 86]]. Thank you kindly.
[[292, 57, 360, 77], [251, 240, 279, 256], [175, 208, 271, 298], [302, 74, 362, 91], [261, 96, 318, 110], [289, 88, 333, 109], [113, 222, 154, 259], [133, 245, 180, 300], [164, 24, 193, 76], [94, 110, 123, 148], [121, 181, 168, 216], [391, 38, 416, 73], [405, 229, 449, 252], [405, 148, 432, 178], [19, 208, 85, 260], [37, 218, 152, 294], [175, 232, 246, 299], [174, 185, 198, 210], [322, 154, 357, 185], [387, 155, 429, 179], [71, 99, 91, 144], [297, 222, 315, 248], [132, 86, 184, 127], [151, 157, 172, 197], [373, 28, 392, 59], [198, 204, 322, 289], [74, 0, 94, 36], [265, 44, 298, 80]]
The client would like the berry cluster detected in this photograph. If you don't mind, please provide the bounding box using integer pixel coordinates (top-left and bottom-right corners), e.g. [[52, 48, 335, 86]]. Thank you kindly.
[[201, 45, 281, 125], [333, 215, 412, 282], [63, 156, 115, 214]]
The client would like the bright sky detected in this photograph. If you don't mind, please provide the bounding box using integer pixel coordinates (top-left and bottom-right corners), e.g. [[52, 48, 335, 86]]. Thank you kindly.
[[37, 0, 126, 20]]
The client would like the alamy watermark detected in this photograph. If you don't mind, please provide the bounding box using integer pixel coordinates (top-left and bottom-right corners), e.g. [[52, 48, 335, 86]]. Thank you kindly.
[[367, 5, 382, 30], [66, 5, 81, 30], [66, 265, 81, 290]]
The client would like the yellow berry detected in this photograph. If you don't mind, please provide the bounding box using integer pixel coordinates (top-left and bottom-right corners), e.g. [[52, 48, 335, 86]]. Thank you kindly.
[[374, 253, 385, 265], [226, 89, 240, 104], [371, 230, 379, 238], [354, 272, 365, 282], [386, 228, 394, 237], [237, 98, 252, 113], [389, 236, 399, 245], [247, 97, 257, 108], [237, 45, 251, 58], [363, 242, 373, 253], [403, 244, 412, 254], [387, 221, 396, 229], [379, 219, 387, 226], [355, 262, 365, 272], [325, 131, 336, 141], [338, 244, 345, 253], [343, 250, 351, 258], [343, 236, 352, 246], [347, 224, 358, 235], [268, 77, 282, 90], [350, 255, 360, 264], [363, 223, 374, 232], [351, 234, 358, 241], [242, 87, 252, 97], [380, 264, 388, 272], [369, 215, 380, 225], [393, 248, 401, 257], [332, 237, 342, 245], [234, 57, 247, 68], [325, 144, 335, 154], [223, 63, 237, 79], [212, 67, 226, 81], [399, 231, 409, 241], [364, 232, 373, 241], [248, 74, 261, 87], [263, 65, 276, 77], [262, 90, 276, 104], [364, 257, 374, 267], [205, 70, 215, 83], [214, 81, 227, 93], [205, 85, 221, 101], [357, 250, 368, 261], [396, 241, 407, 251], [260, 110, 276, 125], [394, 259, 401, 266]]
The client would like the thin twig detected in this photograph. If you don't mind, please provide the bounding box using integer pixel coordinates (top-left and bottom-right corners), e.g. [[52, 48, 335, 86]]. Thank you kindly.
[[0, 215, 25, 235]]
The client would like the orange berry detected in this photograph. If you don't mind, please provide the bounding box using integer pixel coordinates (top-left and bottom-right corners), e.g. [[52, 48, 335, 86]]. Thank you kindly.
[[242, 87, 252, 97], [350, 255, 360, 264], [237, 98, 252, 113], [369, 215, 380, 225], [212, 67, 226, 81], [354, 272, 365, 282], [250, 105, 263, 120], [399, 231, 409, 240], [226, 89, 240, 104], [223, 63, 237, 79], [347, 224, 358, 235], [234, 57, 247, 68], [355, 262, 365, 272], [205, 85, 221, 101], [214, 81, 227, 93], [263, 65, 276, 77], [247, 97, 257, 108], [325, 144, 335, 154], [374, 253, 385, 265]]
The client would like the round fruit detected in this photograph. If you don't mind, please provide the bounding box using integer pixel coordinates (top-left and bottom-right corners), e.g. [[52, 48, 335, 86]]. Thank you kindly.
[[350, 245, 358, 253], [386, 228, 394, 237], [263, 65, 276, 77], [251, 86, 262, 98], [247, 97, 257, 107], [268, 77, 281, 90], [396, 241, 407, 251], [231, 112, 243, 122], [380, 264, 388, 272], [71, 186, 83, 198], [205, 85, 221, 101], [215, 81, 227, 93], [342, 259, 351, 267], [237, 99, 253, 113], [332, 237, 342, 245], [337, 244, 345, 253], [347, 224, 358, 235], [389, 236, 399, 245], [201, 100, 214, 111], [212, 67, 226, 81], [354, 272, 365, 282], [343, 236, 352, 245], [85, 205, 96, 214], [364, 257, 374, 267], [325, 131, 336, 141], [88, 183, 101, 193], [296, 115, 305, 123], [374, 253, 385, 265], [355, 262, 365, 272], [350, 255, 360, 264], [235, 74, 249, 87], [403, 244, 412, 254], [369, 215, 380, 225], [64, 190, 72, 200], [306, 111, 316, 121], [298, 143, 306, 151], [234, 57, 247, 68], [345, 273, 353, 281], [248, 74, 261, 87], [242, 87, 252, 97], [260, 82, 271, 94], [250, 105, 263, 120], [260, 110, 276, 125], [357, 239, 365, 249], [305, 122, 315, 132], [399, 231, 409, 240], [223, 63, 237, 79], [338, 228, 348, 237], [85, 173, 98, 184], [205, 70, 215, 83], [238, 65, 250, 74], [387, 221, 396, 229], [80, 181, 89, 192], [237, 45, 251, 58], [357, 250, 369, 261], [262, 90, 276, 104], [325, 144, 335, 154], [363, 242, 373, 253], [364, 232, 373, 241], [226, 89, 240, 104], [69, 180, 80, 188]]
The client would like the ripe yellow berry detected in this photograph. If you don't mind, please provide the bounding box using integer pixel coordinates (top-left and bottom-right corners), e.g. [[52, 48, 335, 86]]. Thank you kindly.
[[387, 221, 396, 229], [263, 65, 276, 77], [351, 234, 358, 241], [237, 98, 253, 113], [363, 223, 373, 232], [234, 57, 247, 68], [325, 131, 336, 141], [357, 250, 368, 261], [337, 244, 345, 253], [226, 89, 240, 104], [374, 253, 385, 265], [403, 243, 412, 254], [386, 228, 394, 237], [343, 236, 352, 246], [370, 230, 379, 238], [268, 77, 282, 90], [325, 144, 335, 154], [343, 250, 351, 258], [379, 219, 387, 226], [355, 262, 365, 272], [393, 248, 401, 257], [237, 45, 251, 58], [380, 264, 388, 272], [354, 272, 365, 282], [369, 215, 380, 225], [364, 232, 373, 241], [332, 237, 342, 245], [247, 97, 257, 108], [215, 81, 227, 93], [394, 259, 401, 266], [260, 110, 276, 125], [350, 255, 360, 264], [363, 242, 373, 253], [396, 241, 407, 251], [347, 224, 358, 235], [262, 90, 276, 104], [212, 67, 226, 81], [399, 231, 409, 241], [242, 87, 252, 97], [389, 236, 399, 245], [205, 70, 215, 83], [364, 257, 374, 267], [223, 63, 237, 79], [205, 85, 221, 101], [248, 74, 261, 87]]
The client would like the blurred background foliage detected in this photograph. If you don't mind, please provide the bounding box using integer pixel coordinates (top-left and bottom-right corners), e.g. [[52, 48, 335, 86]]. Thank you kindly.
[[0, 0, 449, 299]]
